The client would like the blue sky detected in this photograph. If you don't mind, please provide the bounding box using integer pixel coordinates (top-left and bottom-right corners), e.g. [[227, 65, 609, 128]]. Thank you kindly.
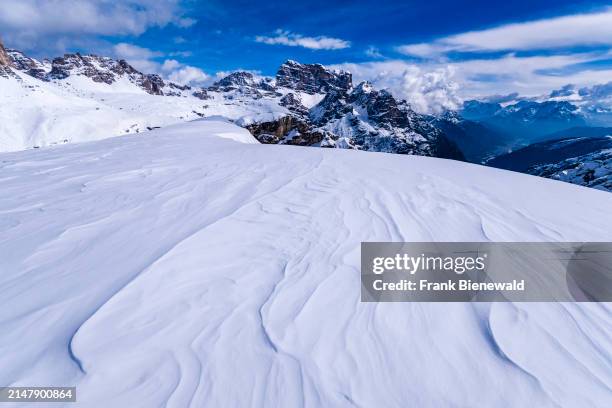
[[144, 0, 610, 73], [1, 0, 611, 111]]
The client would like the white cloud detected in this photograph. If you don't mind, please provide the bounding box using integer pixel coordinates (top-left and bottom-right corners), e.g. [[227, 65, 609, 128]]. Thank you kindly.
[[450, 53, 612, 98], [111, 43, 163, 73], [109, 43, 208, 86], [167, 66, 209, 86], [255, 30, 350, 50], [334, 61, 461, 114], [397, 8, 612, 57], [160, 58, 209, 86], [161, 59, 181, 72], [114, 43, 162, 60], [0, 0, 195, 51], [333, 51, 612, 112]]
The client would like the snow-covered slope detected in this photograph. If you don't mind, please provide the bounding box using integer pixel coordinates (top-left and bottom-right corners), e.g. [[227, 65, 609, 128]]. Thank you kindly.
[[0, 44, 289, 152], [1, 119, 611, 407], [0, 68, 286, 152], [487, 133, 612, 191]]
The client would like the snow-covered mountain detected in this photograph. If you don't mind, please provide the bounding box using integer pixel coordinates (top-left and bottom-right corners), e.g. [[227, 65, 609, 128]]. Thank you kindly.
[[529, 148, 611, 192], [461, 99, 587, 141], [247, 61, 464, 159], [6, 47, 197, 97], [0, 40, 221, 151], [1, 43, 463, 160], [488, 129, 612, 191], [1, 118, 611, 407], [458, 97, 612, 190]]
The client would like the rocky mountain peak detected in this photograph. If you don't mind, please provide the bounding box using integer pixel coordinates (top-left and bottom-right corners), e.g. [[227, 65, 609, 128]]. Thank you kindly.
[[6, 48, 49, 80], [348, 87, 411, 128], [208, 71, 277, 97], [461, 100, 502, 120], [276, 60, 352, 95], [439, 110, 462, 124], [280, 93, 309, 116], [48, 53, 118, 83], [213, 71, 256, 88], [45, 52, 173, 95], [0, 39, 12, 67], [248, 62, 464, 161], [353, 81, 373, 94]]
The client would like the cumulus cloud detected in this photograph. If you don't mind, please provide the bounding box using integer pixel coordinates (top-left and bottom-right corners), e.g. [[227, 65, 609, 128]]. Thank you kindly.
[[110, 42, 208, 86], [0, 0, 195, 51], [397, 8, 612, 57], [161, 59, 181, 72], [255, 30, 350, 50], [334, 61, 460, 114], [166, 65, 209, 86]]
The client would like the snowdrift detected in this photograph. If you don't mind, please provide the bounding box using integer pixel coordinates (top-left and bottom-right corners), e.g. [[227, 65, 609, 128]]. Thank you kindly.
[[1, 119, 611, 407]]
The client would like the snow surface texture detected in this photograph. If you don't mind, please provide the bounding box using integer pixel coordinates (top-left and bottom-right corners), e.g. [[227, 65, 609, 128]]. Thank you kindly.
[[1, 119, 611, 407]]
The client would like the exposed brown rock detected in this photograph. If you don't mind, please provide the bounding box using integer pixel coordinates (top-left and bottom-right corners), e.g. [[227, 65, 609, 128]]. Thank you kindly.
[[0, 38, 13, 67], [246, 116, 328, 146]]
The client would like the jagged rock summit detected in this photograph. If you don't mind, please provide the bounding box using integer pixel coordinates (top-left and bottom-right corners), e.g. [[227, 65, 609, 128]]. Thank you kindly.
[[245, 60, 464, 160], [4, 45, 205, 98], [276, 60, 352, 95]]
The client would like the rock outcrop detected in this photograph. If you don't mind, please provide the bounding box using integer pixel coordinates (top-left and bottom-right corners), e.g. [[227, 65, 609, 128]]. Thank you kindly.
[[4, 49, 202, 98], [276, 60, 352, 95], [208, 71, 278, 98], [240, 61, 465, 160], [5, 48, 49, 80], [0, 38, 15, 78], [46, 53, 170, 95], [0, 39, 12, 67]]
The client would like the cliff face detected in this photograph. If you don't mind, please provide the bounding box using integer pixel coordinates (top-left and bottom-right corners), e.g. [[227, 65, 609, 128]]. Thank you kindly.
[[0, 38, 12, 67], [0, 38, 16, 78]]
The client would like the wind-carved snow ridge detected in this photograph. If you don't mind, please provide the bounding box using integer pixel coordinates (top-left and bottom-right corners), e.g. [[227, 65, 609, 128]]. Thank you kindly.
[[0, 120, 611, 407]]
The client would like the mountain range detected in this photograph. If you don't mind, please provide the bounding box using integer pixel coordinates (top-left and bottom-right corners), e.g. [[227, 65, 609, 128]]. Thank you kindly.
[[1, 40, 610, 191]]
